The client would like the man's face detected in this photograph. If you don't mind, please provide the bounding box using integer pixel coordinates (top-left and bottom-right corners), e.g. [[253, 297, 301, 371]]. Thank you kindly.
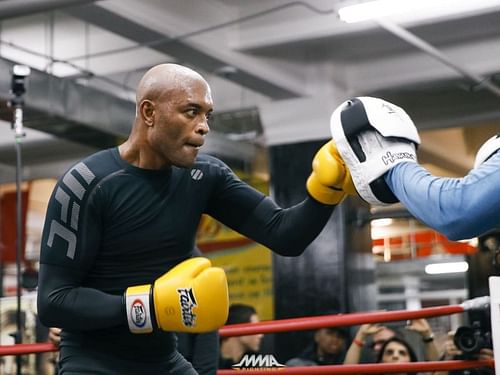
[[315, 329, 346, 356], [239, 314, 264, 353], [148, 78, 213, 168]]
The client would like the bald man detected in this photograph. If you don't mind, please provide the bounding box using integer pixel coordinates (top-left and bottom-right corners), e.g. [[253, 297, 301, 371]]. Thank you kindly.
[[37, 63, 349, 374]]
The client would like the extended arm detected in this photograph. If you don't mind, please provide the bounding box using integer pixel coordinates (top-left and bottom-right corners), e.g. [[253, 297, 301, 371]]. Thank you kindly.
[[384, 151, 500, 240], [235, 195, 334, 256], [208, 141, 352, 256], [344, 324, 383, 364]]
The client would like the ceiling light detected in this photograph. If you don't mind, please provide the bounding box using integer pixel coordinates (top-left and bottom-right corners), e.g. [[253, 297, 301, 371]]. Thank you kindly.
[[371, 218, 393, 227], [425, 261, 468, 275], [337, 0, 500, 23]]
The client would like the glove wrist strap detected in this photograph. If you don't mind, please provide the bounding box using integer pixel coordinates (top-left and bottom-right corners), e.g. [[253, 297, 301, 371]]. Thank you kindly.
[[125, 284, 154, 334]]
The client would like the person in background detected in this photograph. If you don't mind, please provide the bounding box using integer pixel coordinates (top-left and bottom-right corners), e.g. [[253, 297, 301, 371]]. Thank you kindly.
[[344, 319, 439, 365], [219, 304, 264, 369], [286, 327, 348, 366], [375, 337, 419, 375]]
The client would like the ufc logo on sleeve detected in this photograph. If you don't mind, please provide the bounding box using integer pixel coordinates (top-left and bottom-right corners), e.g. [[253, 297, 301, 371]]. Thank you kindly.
[[46, 162, 95, 259]]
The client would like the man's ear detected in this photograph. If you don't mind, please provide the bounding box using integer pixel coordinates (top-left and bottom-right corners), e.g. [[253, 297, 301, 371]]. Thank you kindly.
[[140, 100, 155, 126]]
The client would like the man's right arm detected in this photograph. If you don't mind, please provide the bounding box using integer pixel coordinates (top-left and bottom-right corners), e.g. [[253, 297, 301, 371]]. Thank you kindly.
[[37, 263, 125, 329], [37, 167, 125, 330]]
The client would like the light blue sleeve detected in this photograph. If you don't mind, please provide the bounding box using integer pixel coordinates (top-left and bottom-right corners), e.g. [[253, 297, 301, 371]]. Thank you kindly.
[[384, 151, 500, 240]]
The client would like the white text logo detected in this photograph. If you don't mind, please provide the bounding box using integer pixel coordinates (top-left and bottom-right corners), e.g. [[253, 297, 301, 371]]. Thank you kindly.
[[232, 354, 285, 370]]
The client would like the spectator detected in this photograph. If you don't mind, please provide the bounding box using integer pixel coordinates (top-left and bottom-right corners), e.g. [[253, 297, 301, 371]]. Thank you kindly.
[[365, 326, 397, 361], [286, 327, 348, 366], [219, 304, 264, 369], [345, 320, 439, 365], [376, 337, 419, 375]]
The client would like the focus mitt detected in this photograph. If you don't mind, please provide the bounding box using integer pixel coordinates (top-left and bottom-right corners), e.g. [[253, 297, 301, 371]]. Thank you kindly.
[[474, 133, 500, 168], [330, 96, 420, 205]]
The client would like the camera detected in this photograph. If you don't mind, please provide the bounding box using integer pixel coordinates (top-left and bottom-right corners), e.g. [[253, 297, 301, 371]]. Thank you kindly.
[[453, 307, 492, 358], [453, 323, 492, 356]]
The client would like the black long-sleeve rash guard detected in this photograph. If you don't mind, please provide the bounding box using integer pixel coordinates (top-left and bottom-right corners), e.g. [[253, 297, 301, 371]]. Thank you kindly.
[[37, 148, 334, 361]]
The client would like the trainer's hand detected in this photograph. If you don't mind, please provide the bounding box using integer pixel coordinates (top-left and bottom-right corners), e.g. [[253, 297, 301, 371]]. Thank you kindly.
[[306, 140, 356, 205], [125, 257, 228, 334]]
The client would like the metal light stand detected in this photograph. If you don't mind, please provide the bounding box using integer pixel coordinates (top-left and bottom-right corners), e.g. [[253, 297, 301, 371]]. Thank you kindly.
[[9, 64, 31, 375]]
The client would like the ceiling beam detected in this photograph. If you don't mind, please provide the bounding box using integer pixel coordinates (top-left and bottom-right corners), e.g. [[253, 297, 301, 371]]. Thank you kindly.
[[64, 3, 301, 100]]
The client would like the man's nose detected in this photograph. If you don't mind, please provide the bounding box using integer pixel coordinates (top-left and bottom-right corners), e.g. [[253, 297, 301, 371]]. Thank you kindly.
[[196, 118, 210, 135]]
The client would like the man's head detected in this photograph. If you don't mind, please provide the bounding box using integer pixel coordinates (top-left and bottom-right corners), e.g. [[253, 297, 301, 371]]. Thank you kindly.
[[221, 304, 264, 357], [314, 327, 347, 357], [133, 63, 213, 168]]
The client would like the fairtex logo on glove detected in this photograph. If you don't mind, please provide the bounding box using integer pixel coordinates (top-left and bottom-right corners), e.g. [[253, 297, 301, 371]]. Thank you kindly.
[[177, 288, 197, 327], [381, 151, 415, 165]]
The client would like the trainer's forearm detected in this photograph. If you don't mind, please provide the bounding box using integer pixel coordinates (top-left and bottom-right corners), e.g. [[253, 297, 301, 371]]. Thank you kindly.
[[385, 157, 500, 240]]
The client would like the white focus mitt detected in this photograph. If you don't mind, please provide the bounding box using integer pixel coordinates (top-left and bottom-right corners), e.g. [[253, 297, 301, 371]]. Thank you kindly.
[[474, 134, 500, 168], [330, 96, 421, 205]]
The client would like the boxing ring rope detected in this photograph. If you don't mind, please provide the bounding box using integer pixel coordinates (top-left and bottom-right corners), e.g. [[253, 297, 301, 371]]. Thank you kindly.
[[0, 296, 494, 374], [218, 360, 494, 374], [0, 343, 57, 356], [219, 296, 489, 337]]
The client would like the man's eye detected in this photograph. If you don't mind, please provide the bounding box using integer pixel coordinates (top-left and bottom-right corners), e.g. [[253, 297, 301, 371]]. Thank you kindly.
[[186, 109, 197, 117]]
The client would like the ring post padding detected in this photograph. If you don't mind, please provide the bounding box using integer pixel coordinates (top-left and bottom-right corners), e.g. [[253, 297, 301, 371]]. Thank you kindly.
[[489, 276, 500, 375]]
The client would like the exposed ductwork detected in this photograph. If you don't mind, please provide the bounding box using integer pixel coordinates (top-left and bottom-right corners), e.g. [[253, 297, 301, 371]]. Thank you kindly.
[[0, 58, 134, 148]]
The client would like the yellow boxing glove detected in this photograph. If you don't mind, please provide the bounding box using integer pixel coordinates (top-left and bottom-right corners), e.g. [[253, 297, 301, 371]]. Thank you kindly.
[[125, 257, 228, 334], [306, 140, 356, 205]]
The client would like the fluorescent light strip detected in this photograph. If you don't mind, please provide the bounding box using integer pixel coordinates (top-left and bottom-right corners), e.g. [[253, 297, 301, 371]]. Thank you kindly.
[[338, 0, 500, 23], [425, 261, 468, 275], [371, 218, 393, 227]]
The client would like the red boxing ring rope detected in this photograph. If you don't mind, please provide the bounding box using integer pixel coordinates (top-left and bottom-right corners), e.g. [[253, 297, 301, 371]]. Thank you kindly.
[[0, 343, 58, 356], [217, 360, 494, 374], [220, 304, 464, 337], [0, 298, 493, 374]]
